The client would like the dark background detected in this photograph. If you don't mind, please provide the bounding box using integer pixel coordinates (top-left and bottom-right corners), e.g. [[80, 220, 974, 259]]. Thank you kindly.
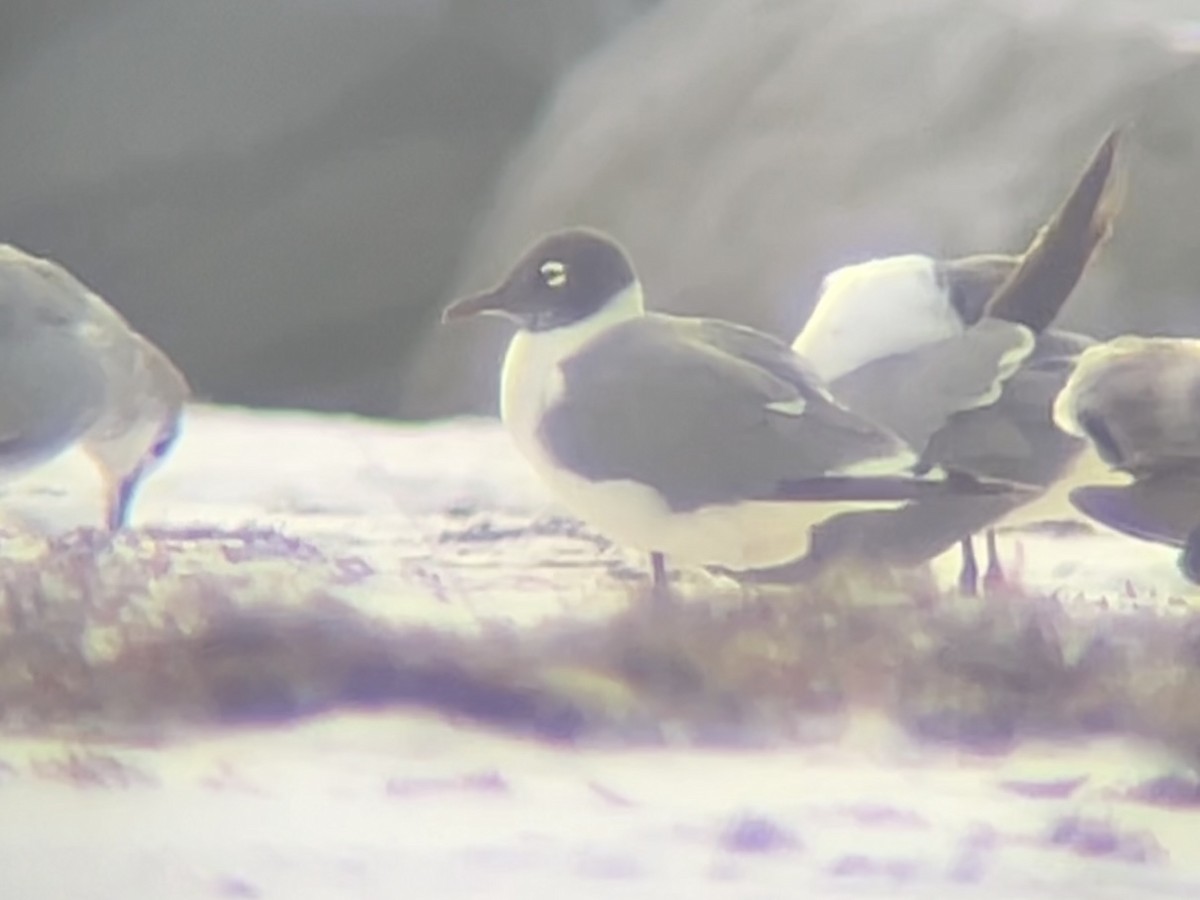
[[1, 0, 1197, 419]]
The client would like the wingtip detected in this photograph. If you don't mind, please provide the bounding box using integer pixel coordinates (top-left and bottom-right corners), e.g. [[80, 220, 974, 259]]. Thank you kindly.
[[1079, 124, 1127, 241], [980, 123, 1127, 333], [1094, 127, 1129, 242], [1044, 122, 1127, 253], [1094, 125, 1123, 169], [944, 469, 1041, 497], [1068, 483, 1188, 548]]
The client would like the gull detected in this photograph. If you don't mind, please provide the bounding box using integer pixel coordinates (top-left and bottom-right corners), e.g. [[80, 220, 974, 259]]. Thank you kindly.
[[0, 244, 189, 531], [1054, 336, 1200, 582], [784, 128, 1124, 594], [441, 227, 1028, 594]]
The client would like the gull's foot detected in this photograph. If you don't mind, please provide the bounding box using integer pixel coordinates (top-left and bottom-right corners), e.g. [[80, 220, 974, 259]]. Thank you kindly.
[[982, 564, 1007, 595], [982, 530, 1025, 596], [982, 527, 1006, 595], [50, 525, 119, 555]]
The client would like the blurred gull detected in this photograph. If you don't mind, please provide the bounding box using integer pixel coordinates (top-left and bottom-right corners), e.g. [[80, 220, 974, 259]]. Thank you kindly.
[[441, 228, 1027, 595], [783, 128, 1124, 594], [1055, 336, 1200, 582], [0, 245, 189, 531]]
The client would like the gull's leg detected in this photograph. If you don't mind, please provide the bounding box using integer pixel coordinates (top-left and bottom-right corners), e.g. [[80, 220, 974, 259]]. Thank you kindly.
[[982, 528, 1008, 594], [958, 536, 979, 597], [1179, 525, 1200, 584], [650, 552, 670, 600], [107, 475, 138, 532]]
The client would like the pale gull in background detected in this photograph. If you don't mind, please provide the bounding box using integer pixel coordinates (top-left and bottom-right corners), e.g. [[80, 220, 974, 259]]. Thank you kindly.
[[782, 128, 1124, 594]]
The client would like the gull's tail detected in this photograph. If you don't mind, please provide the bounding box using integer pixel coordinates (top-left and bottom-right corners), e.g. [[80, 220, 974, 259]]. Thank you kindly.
[[982, 127, 1126, 333]]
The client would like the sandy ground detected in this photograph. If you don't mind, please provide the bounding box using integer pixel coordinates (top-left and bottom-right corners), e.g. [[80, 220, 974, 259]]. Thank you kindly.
[[1, 715, 1198, 899], [1, 404, 1199, 898], [4, 403, 1195, 616]]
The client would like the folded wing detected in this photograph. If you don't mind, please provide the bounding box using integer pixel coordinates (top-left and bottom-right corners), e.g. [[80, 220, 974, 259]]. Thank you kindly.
[[539, 315, 938, 513]]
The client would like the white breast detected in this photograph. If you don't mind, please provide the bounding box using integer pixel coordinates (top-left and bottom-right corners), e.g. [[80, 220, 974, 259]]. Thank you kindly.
[[793, 254, 964, 381]]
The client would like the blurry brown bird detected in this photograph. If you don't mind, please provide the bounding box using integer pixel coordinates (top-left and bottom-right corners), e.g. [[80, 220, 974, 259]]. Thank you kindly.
[[0, 244, 189, 530]]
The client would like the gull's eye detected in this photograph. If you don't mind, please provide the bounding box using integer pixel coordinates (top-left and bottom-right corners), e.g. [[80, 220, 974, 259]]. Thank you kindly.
[[539, 259, 567, 288]]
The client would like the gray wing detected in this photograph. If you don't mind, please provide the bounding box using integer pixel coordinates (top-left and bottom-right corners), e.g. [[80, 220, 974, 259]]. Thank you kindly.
[[827, 318, 1035, 454], [1070, 473, 1200, 549], [0, 254, 108, 469], [773, 329, 1095, 570], [918, 329, 1092, 484], [539, 315, 918, 512]]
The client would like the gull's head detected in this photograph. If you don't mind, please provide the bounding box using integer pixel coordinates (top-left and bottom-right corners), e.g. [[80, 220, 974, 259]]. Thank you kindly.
[[442, 227, 641, 333], [792, 254, 963, 382], [1052, 336, 1200, 473], [85, 338, 190, 531]]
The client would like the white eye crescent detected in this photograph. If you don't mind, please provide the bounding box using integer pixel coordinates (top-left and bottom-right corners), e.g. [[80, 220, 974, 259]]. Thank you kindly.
[[539, 260, 567, 288]]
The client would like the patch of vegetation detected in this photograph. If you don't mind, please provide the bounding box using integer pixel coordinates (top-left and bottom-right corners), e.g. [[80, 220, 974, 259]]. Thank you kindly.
[[3, 528, 1200, 769]]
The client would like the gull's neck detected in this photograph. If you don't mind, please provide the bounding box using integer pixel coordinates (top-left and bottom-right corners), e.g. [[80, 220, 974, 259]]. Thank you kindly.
[[515, 279, 644, 363], [501, 280, 645, 427]]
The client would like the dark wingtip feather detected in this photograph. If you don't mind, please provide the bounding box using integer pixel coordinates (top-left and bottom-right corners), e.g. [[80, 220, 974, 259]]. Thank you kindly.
[[771, 472, 1034, 504], [1068, 485, 1186, 548], [982, 126, 1125, 333]]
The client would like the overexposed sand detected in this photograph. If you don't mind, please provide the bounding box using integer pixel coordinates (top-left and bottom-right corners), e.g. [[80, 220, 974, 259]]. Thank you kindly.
[[0, 404, 1198, 898], [1, 712, 1198, 899]]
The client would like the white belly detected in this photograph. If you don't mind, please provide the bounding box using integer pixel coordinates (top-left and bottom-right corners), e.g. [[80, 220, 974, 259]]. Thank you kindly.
[[534, 459, 835, 569], [500, 323, 900, 571]]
